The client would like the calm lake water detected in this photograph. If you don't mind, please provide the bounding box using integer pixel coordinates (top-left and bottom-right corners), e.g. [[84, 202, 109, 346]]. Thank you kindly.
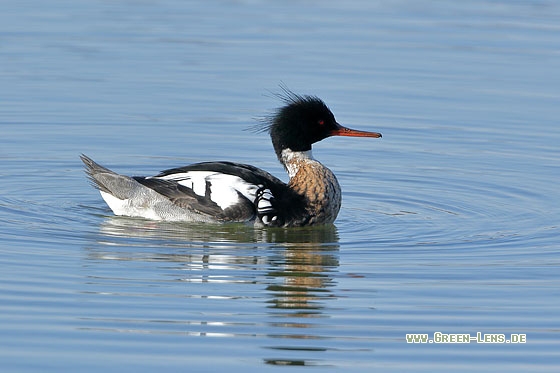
[[1, 0, 559, 371]]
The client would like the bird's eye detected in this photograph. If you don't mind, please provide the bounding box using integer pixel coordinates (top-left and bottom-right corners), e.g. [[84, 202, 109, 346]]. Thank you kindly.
[[318, 119, 325, 126]]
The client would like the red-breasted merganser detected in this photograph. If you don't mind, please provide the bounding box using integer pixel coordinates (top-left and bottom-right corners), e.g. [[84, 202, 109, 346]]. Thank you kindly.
[[81, 91, 381, 227]]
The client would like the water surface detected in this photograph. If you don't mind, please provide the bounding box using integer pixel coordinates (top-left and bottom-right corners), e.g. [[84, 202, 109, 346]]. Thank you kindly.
[[1, 1, 559, 371]]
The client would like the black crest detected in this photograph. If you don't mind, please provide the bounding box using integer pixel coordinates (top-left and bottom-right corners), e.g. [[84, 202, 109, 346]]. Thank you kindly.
[[256, 86, 340, 159]]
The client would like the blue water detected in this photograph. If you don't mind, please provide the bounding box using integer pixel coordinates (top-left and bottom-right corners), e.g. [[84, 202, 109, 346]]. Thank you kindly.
[[1, 1, 559, 371]]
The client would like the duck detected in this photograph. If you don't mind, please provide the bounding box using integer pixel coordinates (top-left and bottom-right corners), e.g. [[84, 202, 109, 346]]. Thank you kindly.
[[81, 90, 381, 227]]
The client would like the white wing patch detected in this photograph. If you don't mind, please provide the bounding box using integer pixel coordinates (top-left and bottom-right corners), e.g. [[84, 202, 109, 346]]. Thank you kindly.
[[153, 171, 261, 210], [256, 188, 278, 225]]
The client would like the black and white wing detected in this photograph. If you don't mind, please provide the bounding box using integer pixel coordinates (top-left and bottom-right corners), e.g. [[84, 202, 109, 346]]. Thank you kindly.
[[135, 161, 305, 225]]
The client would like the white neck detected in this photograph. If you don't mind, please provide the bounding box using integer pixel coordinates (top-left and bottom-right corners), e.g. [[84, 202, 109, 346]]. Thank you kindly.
[[280, 149, 314, 179]]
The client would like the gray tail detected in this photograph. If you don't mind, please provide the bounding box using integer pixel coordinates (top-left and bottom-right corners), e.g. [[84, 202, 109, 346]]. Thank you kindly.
[[80, 154, 118, 194], [80, 154, 139, 200]]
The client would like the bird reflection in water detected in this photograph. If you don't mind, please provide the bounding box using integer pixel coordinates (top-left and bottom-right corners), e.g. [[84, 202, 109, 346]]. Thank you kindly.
[[87, 217, 340, 367], [92, 217, 339, 301]]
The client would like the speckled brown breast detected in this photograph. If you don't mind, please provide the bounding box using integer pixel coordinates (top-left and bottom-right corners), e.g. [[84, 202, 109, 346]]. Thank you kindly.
[[287, 159, 342, 225]]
